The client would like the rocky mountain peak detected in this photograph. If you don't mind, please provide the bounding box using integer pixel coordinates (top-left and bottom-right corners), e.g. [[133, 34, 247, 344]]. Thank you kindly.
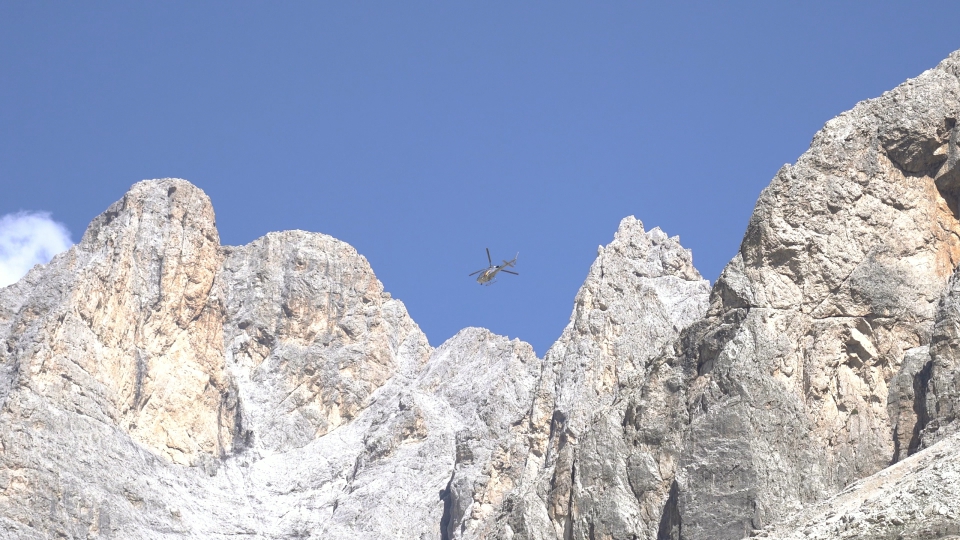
[[4, 178, 230, 466]]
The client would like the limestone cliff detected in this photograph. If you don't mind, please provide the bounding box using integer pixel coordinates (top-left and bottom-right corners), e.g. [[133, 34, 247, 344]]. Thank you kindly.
[[4, 48, 960, 540], [0, 182, 233, 466], [488, 49, 960, 540], [662, 50, 960, 539], [0, 179, 541, 538], [491, 218, 711, 540], [749, 432, 960, 539]]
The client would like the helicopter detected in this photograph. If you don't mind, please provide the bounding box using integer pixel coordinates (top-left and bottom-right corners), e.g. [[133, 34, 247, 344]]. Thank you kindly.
[[469, 248, 519, 285]]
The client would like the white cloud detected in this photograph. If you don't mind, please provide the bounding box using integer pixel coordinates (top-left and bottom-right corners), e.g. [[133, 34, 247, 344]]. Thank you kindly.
[[0, 211, 74, 288]]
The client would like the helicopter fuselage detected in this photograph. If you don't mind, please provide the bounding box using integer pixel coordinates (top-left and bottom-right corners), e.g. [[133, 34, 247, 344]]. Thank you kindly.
[[469, 249, 518, 285], [476, 266, 503, 284]]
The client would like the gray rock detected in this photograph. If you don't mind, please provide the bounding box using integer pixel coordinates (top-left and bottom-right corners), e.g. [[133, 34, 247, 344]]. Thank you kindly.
[[748, 433, 960, 540], [493, 217, 711, 540], [665, 49, 960, 539], [924, 268, 960, 447], [888, 345, 930, 462], [219, 229, 431, 453]]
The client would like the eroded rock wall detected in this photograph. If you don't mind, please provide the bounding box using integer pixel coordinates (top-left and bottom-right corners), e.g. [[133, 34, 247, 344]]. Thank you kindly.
[[0, 180, 245, 537], [657, 51, 960, 539], [748, 432, 960, 539], [0, 179, 233, 466], [492, 217, 712, 540], [0, 179, 553, 539], [219, 230, 430, 453], [923, 267, 960, 448]]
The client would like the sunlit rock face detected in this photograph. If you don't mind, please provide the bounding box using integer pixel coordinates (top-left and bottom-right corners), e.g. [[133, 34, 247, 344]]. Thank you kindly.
[[472, 49, 960, 540], [0, 179, 540, 539], [0, 180, 234, 466], [219, 230, 426, 452], [5, 49, 960, 540]]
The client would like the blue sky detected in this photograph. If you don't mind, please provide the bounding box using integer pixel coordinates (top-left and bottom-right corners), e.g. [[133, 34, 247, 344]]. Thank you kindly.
[[2, 2, 959, 354]]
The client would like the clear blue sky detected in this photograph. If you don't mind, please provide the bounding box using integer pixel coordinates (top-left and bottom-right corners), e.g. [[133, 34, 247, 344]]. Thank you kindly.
[[2, 2, 959, 354]]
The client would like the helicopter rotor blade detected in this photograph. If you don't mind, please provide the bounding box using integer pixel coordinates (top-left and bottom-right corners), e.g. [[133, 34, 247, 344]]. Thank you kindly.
[[486, 248, 491, 266], [468, 269, 485, 276], [501, 269, 519, 275]]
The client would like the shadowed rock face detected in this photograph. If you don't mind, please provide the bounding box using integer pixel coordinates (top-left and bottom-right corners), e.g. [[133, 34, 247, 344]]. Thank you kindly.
[[923, 269, 960, 448], [5, 50, 960, 540], [747, 432, 960, 540]]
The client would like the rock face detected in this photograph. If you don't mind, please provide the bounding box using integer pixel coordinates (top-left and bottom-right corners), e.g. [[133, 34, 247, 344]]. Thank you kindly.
[[748, 432, 960, 540], [5, 49, 960, 540], [491, 218, 711, 540], [0, 179, 543, 538], [664, 50, 960, 539], [219, 230, 428, 453], [0, 182, 233, 466], [923, 268, 960, 447]]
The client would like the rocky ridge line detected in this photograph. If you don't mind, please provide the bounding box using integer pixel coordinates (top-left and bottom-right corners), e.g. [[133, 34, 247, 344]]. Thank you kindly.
[[0, 180, 705, 539], [4, 48, 960, 540]]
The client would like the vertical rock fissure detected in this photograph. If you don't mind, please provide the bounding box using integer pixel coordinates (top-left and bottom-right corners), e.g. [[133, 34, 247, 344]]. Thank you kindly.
[[439, 475, 454, 540], [909, 359, 934, 455], [562, 460, 576, 540], [547, 410, 566, 463], [233, 396, 250, 452], [656, 480, 681, 540], [933, 119, 960, 217], [891, 424, 903, 466], [154, 256, 165, 309], [133, 349, 147, 410]]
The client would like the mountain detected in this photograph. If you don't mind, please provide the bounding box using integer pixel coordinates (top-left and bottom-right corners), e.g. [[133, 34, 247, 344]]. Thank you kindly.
[[4, 50, 960, 540]]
